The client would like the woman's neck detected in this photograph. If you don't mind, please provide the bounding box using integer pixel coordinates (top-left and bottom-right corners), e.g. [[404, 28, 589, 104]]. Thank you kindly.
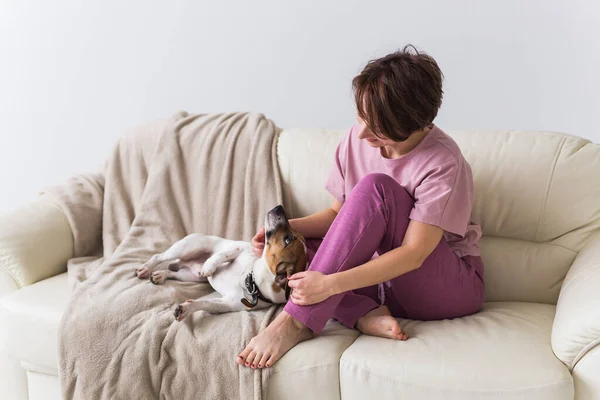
[[381, 125, 432, 159]]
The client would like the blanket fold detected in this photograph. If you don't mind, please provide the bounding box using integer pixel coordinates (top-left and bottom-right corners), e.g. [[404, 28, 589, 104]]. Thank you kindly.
[[44, 112, 283, 400]]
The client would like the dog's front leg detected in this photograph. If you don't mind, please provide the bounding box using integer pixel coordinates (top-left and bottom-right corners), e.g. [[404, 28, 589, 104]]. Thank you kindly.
[[174, 296, 246, 320], [150, 267, 207, 285], [195, 247, 245, 278]]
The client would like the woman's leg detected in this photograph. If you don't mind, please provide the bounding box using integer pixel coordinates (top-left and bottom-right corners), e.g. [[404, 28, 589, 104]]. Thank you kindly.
[[384, 250, 484, 321], [301, 238, 382, 330], [283, 172, 417, 333]]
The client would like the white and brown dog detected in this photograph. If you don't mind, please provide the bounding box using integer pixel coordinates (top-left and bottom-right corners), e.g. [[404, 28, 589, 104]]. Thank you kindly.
[[136, 205, 307, 320]]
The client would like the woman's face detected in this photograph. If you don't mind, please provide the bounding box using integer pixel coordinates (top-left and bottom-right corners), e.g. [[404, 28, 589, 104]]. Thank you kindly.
[[356, 115, 396, 147]]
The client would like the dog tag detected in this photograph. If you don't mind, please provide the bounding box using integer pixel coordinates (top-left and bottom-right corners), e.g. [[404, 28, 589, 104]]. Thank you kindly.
[[241, 272, 259, 308]]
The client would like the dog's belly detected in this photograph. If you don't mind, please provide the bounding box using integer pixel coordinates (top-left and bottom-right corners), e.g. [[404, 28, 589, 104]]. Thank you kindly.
[[207, 251, 254, 299]]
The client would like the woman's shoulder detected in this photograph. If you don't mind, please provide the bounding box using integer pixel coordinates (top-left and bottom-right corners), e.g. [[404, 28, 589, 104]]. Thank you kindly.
[[421, 125, 466, 165]]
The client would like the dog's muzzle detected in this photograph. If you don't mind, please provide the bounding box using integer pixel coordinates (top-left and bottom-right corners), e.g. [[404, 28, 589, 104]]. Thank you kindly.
[[265, 204, 289, 234]]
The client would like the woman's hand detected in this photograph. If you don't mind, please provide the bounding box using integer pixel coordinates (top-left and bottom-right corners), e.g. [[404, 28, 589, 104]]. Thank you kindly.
[[287, 271, 337, 306], [251, 227, 265, 257]]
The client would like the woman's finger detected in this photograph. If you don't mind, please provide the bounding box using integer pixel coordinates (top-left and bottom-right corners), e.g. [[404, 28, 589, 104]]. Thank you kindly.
[[288, 280, 299, 289], [289, 271, 306, 280], [289, 281, 303, 290], [253, 228, 266, 243]]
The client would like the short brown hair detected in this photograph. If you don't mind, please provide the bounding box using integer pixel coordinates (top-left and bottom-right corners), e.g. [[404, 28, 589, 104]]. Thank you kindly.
[[352, 44, 444, 141]]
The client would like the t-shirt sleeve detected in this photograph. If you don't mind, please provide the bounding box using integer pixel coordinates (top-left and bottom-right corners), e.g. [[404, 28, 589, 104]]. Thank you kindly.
[[324, 129, 351, 203], [409, 158, 473, 237]]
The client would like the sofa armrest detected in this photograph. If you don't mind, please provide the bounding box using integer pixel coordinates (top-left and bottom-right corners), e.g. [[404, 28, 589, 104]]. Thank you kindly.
[[0, 196, 73, 297], [552, 233, 600, 369], [571, 343, 600, 400]]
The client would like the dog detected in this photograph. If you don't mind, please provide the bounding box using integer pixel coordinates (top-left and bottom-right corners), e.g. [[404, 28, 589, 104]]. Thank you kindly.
[[136, 205, 307, 321]]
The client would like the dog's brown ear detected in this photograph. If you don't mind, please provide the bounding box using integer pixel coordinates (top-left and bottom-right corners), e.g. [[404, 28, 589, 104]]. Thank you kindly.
[[294, 248, 308, 273], [285, 282, 292, 301], [295, 231, 306, 244]]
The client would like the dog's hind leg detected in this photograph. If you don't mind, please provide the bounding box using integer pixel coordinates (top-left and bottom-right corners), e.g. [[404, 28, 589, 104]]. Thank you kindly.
[[137, 234, 216, 279], [136, 242, 190, 279]]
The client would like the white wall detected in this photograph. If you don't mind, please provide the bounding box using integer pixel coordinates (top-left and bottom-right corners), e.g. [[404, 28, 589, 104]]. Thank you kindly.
[[1, 0, 599, 212]]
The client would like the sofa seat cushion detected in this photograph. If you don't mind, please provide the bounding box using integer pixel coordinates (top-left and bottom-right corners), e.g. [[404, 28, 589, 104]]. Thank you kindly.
[[268, 320, 359, 400], [340, 302, 573, 400], [0, 273, 69, 373], [0, 273, 360, 400]]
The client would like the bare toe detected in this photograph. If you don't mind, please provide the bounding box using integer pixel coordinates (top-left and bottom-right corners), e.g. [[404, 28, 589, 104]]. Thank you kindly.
[[257, 354, 269, 369], [237, 311, 313, 369], [245, 351, 257, 367], [250, 352, 263, 369], [390, 319, 409, 340], [356, 306, 408, 340], [265, 354, 275, 368], [237, 346, 253, 365]]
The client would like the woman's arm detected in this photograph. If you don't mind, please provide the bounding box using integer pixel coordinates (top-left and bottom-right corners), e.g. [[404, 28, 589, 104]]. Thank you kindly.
[[289, 198, 343, 239], [330, 219, 444, 295], [288, 219, 445, 306]]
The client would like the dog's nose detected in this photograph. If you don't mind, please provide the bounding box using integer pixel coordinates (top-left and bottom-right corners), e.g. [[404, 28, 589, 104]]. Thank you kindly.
[[269, 205, 284, 214]]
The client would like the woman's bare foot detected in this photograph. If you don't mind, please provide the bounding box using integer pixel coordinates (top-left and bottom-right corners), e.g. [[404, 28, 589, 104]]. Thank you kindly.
[[236, 310, 314, 369], [356, 305, 408, 340]]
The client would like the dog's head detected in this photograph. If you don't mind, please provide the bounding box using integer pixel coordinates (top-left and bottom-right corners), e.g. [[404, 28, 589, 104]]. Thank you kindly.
[[263, 205, 307, 294]]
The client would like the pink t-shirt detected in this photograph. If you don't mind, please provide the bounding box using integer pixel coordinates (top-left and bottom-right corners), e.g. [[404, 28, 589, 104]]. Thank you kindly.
[[325, 124, 482, 258]]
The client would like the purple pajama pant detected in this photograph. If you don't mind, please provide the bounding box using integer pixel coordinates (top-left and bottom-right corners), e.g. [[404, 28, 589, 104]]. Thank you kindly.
[[283, 173, 485, 334]]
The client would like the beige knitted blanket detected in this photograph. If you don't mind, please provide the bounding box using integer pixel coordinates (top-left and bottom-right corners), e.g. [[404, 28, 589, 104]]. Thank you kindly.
[[44, 112, 283, 399]]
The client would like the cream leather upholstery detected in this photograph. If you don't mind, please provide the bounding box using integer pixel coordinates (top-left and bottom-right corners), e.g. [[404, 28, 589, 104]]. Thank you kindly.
[[267, 321, 360, 400], [0, 197, 72, 295], [1, 125, 599, 400], [572, 344, 600, 400], [0, 198, 73, 399], [552, 233, 600, 369], [340, 302, 573, 399], [0, 273, 68, 373]]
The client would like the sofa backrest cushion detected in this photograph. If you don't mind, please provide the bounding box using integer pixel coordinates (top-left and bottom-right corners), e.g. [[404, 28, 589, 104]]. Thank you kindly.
[[277, 128, 600, 304]]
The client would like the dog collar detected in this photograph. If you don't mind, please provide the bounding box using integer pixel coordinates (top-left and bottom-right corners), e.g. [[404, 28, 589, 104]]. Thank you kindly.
[[241, 271, 274, 309]]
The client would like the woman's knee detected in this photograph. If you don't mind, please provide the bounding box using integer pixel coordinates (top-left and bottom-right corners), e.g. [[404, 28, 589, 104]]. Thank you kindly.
[[357, 173, 396, 189], [352, 173, 410, 202]]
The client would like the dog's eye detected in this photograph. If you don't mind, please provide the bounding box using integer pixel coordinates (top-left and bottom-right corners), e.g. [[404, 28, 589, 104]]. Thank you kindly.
[[284, 235, 294, 246]]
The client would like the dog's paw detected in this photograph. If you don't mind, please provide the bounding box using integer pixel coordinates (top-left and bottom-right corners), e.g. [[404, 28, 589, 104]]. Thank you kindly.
[[174, 299, 195, 321], [150, 270, 168, 285], [137, 254, 164, 278], [198, 264, 217, 278], [136, 265, 152, 279]]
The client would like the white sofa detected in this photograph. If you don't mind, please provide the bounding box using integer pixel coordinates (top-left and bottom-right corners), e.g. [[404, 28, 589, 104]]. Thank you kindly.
[[1, 123, 600, 400]]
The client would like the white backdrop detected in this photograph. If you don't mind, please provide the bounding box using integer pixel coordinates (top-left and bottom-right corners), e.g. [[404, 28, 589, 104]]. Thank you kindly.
[[1, 0, 599, 211]]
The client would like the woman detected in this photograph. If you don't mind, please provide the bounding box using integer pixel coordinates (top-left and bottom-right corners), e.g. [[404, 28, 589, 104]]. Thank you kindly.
[[237, 45, 484, 369]]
